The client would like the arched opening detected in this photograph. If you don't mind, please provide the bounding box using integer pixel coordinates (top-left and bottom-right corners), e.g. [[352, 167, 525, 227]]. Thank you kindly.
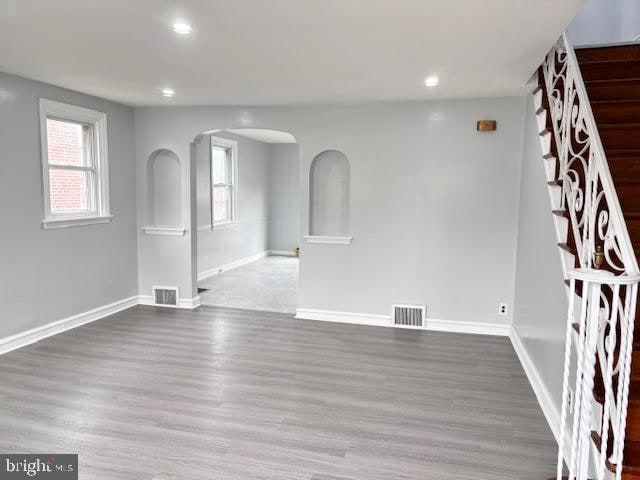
[[308, 150, 350, 239], [191, 127, 301, 314], [145, 149, 183, 230]]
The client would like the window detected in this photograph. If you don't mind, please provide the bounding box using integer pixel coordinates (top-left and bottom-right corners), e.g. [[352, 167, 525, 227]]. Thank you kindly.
[[39, 99, 111, 229], [210, 137, 237, 225]]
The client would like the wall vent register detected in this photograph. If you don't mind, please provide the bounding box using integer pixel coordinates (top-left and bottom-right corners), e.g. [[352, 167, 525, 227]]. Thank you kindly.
[[153, 287, 178, 306], [392, 304, 426, 328]]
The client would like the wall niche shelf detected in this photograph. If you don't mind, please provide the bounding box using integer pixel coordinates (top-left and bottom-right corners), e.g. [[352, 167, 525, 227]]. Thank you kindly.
[[304, 235, 352, 245], [309, 150, 351, 239], [147, 148, 183, 231]]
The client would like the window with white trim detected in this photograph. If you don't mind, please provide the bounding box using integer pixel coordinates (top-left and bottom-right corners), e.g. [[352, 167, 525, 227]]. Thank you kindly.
[[210, 137, 237, 225], [39, 99, 111, 229]]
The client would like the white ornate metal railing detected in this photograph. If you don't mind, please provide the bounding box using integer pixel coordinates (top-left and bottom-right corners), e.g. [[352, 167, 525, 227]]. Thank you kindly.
[[542, 33, 638, 276], [557, 269, 639, 480], [540, 33, 640, 480]]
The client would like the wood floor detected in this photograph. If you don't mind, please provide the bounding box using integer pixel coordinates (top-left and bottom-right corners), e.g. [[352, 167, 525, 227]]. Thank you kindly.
[[0, 306, 555, 479]]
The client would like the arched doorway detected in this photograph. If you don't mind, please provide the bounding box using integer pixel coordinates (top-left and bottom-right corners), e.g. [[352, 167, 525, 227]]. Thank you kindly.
[[191, 127, 301, 313]]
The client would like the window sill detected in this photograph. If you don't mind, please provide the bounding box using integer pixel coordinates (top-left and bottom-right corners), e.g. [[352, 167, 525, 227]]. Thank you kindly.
[[304, 235, 353, 245], [141, 226, 186, 236], [42, 215, 113, 230], [197, 225, 213, 232]]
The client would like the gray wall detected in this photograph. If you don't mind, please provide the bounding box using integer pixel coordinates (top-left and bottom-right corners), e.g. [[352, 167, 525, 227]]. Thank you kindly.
[[0, 71, 137, 339], [135, 97, 526, 324], [269, 144, 300, 253], [568, 0, 640, 45], [196, 132, 271, 276], [512, 94, 568, 419]]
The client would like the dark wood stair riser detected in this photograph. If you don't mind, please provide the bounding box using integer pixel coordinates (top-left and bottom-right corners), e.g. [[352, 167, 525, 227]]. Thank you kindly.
[[581, 61, 640, 82], [626, 217, 640, 250], [599, 125, 640, 150], [615, 182, 640, 211], [629, 399, 640, 442], [577, 45, 640, 63], [592, 101, 640, 124], [608, 152, 640, 179], [585, 80, 640, 102]]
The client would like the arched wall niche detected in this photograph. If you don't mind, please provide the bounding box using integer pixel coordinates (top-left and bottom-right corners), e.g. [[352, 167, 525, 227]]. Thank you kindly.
[[143, 148, 184, 235], [306, 150, 352, 244]]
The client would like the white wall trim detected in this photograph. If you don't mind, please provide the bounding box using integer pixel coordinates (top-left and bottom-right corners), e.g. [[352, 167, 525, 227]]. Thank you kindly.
[[509, 327, 562, 443], [138, 295, 201, 310], [141, 226, 187, 236], [304, 235, 353, 245], [295, 308, 511, 336], [269, 250, 297, 256], [426, 318, 511, 336], [197, 250, 269, 281], [295, 308, 390, 327], [0, 296, 138, 355]]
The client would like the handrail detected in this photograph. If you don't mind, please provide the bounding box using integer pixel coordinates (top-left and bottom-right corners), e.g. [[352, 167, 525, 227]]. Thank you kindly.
[[541, 33, 640, 480], [542, 33, 639, 276], [556, 269, 639, 480]]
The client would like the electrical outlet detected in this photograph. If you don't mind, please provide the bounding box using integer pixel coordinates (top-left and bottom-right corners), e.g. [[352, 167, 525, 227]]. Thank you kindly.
[[499, 303, 508, 315]]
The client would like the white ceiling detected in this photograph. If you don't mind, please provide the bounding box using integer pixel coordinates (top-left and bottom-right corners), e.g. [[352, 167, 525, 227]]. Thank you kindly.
[[227, 128, 296, 144], [0, 0, 583, 106]]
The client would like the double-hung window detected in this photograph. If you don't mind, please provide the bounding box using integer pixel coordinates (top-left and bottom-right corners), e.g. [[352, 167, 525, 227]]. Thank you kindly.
[[39, 99, 111, 229], [210, 137, 237, 225]]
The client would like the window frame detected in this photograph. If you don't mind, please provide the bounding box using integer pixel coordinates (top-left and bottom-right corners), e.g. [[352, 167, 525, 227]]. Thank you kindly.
[[39, 99, 112, 229], [209, 136, 238, 227]]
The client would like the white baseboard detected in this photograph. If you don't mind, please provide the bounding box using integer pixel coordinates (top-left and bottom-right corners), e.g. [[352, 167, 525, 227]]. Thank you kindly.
[[295, 308, 390, 327], [0, 296, 138, 355], [138, 295, 201, 310], [295, 308, 511, 336], [197, 251, 269, 282], [268, 250, 297, 257], [426, 318, 511, 336], [510, 327, 562, 444]]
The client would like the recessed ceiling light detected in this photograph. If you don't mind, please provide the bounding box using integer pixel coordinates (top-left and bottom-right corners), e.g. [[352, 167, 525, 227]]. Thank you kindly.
[[162, 88, 175, 98], [424, 76, 439, 87], [173, 22, 192, 35]]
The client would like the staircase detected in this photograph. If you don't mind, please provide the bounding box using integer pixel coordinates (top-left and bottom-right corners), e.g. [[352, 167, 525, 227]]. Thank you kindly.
[[577, 43, 640, 480], [534, 35, 640, 480]]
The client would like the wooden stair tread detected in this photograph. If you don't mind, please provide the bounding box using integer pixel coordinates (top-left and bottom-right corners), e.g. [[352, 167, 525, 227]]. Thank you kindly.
[[591, 432, 640, 472], [558, 242, 576, 255], [548, 179, 563, 187], [552, 209, 569, 218]]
